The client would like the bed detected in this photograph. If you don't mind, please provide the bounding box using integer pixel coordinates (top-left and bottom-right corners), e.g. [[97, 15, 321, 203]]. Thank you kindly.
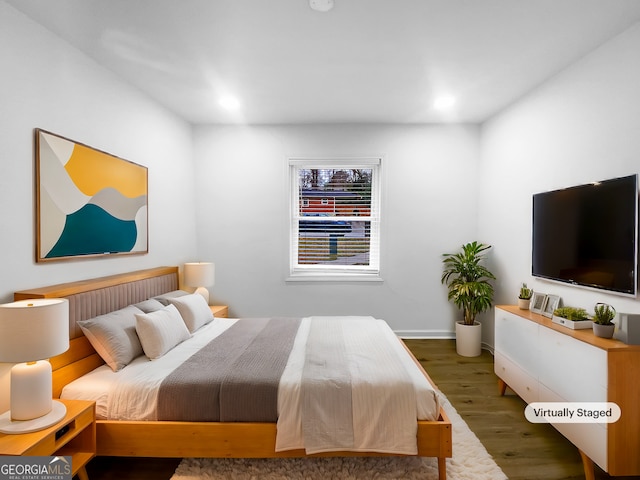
[[14, 266, 452, 479]]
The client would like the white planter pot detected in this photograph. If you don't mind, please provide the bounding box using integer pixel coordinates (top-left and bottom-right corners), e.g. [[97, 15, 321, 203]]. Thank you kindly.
[[551, 315, 592, 330], [455, 321, 482, 357], [518, 298, 531, 310]]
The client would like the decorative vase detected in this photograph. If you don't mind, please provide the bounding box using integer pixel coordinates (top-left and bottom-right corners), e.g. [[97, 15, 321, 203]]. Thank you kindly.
[[455, 321, 482, 357], [518, 298, 531, 310], [593, 323, 615, 339]]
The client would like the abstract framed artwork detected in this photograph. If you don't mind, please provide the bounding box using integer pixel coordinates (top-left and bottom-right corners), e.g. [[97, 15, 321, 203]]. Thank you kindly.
[[35, 129, 148, 262]]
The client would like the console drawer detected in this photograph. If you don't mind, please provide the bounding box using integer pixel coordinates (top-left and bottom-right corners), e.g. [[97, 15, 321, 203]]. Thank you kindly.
[[495, 351, 538, 404], [538, 327, 607, 402], [539, 384, 608, 470], [495, 310, 539, 378]]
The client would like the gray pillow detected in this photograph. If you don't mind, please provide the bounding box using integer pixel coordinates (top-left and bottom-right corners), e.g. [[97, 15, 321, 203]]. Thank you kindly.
[[134, 298, 165, 313], [77, 305, 144, 371], [152, 290, 189, 306]]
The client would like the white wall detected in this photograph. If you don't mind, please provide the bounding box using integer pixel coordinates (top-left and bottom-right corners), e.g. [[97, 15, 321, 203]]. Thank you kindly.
[[0, 2, 199, 412], [193, 124, 481, 337], [479, 22, 640, 345], [0, 2, 198, 300]]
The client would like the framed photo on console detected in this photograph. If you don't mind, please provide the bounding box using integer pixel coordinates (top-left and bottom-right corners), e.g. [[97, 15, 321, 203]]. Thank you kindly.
[[542, 294, 560, 318], [530, 292, 547, 314]]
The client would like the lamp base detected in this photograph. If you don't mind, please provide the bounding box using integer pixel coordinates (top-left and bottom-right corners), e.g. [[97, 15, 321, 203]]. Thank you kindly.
[[194, 286, 210, 305], [0, 400, 67, 434]]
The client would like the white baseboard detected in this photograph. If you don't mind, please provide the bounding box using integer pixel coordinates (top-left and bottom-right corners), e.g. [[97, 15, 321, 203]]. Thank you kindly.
[[395, 330, 455, 339], [481, 343, 495, 355], [394, 331, 495, 355]]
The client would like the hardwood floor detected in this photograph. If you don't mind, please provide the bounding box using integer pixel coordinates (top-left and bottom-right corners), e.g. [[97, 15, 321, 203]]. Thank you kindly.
[[404, 339, 640, 480], [84, 339, 640, 479]]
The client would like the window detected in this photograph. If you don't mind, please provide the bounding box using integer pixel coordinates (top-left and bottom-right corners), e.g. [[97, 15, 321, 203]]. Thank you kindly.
[[289, 158, 381, 280]]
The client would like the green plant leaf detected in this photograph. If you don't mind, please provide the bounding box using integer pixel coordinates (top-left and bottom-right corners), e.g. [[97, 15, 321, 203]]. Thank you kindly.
[[442, 242, 496, 325]]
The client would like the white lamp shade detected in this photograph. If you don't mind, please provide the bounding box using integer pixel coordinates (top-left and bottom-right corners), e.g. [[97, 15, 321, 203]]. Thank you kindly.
[[0, 298, 69, 363], [0, 298, 69, 433], [184, 262, 215, 288]]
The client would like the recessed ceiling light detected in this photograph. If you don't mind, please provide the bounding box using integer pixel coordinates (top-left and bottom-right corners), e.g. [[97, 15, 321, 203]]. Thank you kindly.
[[309, 0, 334, 12], [433, 95, 457, 111], [218, 95, 241, 111]]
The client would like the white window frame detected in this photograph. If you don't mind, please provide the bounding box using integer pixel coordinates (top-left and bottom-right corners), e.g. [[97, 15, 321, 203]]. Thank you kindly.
[[287, 158, 382, 282]]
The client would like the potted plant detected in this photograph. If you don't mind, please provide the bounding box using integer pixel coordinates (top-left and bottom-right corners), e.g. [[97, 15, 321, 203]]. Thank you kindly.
[[592, 303, 616, 338], [551, 306, 592, 330], [441, 241, 496, 357], [518, 283, 533, 310]]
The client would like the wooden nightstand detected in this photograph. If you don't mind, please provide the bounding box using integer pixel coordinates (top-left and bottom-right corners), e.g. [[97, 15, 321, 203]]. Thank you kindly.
[[0, 399, 96, 480], [210, 305, 229, 318]]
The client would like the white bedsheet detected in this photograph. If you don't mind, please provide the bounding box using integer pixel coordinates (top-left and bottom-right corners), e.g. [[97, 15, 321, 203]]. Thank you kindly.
[[62, 318, 239, 420], [61, 316, 442, 453], [276, 317, 441, 454]]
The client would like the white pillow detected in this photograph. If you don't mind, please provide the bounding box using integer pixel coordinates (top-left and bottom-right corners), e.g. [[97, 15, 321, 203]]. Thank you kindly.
[[135, 304, 191, 360], [167, 293, 214, 333], [77, 305, 144, 372]]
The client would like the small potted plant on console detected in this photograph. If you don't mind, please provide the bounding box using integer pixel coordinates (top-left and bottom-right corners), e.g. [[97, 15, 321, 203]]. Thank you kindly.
[[518, 283, 533, 310], [552, 306, 592, 330], [592, 303, 616, 338]]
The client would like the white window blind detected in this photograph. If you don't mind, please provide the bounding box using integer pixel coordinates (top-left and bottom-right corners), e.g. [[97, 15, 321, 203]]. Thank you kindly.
[[289, 159, 381, 279]]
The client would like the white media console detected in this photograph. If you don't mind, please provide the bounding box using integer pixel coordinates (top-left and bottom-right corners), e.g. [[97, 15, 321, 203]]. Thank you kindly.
[[494, 305, 640, 479]]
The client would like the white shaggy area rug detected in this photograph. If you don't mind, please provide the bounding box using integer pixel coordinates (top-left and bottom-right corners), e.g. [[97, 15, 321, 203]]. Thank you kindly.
[[171, 396, 507, 480]]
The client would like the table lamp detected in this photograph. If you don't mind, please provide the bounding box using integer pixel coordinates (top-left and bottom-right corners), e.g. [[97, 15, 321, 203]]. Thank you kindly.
[[184, 262, 215, 304], [0, 298, 69, 434]]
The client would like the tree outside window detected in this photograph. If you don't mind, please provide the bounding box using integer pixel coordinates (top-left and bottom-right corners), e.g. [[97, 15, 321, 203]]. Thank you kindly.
[[289, 159, 381, 278]]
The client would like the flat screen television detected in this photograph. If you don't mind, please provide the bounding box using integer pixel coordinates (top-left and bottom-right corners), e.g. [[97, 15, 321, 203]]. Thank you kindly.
[[532, 174, 638, 296]]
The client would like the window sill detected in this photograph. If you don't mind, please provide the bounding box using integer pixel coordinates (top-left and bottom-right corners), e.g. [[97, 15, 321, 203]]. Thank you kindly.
[[286, 273, 383, 283]]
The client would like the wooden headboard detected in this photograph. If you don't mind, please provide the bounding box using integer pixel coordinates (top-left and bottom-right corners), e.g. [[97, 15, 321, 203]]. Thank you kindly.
[[14, 266, 179, 398]]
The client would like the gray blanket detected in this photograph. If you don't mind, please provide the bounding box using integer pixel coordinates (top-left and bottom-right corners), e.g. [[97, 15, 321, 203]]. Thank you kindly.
[[157, 317, 301, 422]]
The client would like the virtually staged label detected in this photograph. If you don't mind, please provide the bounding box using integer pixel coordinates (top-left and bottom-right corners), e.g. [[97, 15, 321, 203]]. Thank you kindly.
[[525, 402, 621, 423]]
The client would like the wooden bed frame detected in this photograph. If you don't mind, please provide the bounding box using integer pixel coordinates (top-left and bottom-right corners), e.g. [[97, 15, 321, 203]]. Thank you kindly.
[[14, 266, 452, 479]]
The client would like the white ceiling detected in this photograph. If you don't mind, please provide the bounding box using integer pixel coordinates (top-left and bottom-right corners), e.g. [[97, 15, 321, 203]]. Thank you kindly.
[[7, 0, 640, 125]]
